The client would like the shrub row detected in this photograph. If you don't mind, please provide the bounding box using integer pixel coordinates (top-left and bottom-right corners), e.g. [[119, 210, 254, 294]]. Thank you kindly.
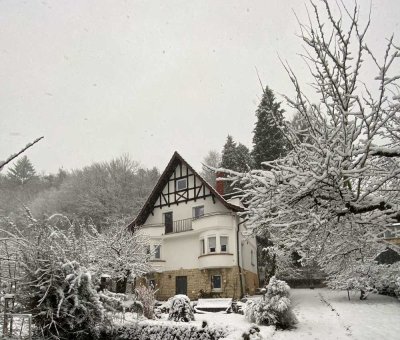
[[98, 322, 228, 340]]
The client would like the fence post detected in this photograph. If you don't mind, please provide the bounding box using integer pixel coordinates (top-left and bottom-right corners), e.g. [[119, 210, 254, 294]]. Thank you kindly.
[[28, 314, 32, 340]]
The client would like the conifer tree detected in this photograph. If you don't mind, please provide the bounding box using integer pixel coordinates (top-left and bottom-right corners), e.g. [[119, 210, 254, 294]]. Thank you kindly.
[[220, 136, 252, 194], [220, 135, 238, 170], [235, 143, 252, 172], [7, 155, 37, 185], [252, 86, 287, 168]]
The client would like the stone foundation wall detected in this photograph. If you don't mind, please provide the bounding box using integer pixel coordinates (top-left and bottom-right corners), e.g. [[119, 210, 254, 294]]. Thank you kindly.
[[242, 269, 258, 296], [148, 266, 258, 300]]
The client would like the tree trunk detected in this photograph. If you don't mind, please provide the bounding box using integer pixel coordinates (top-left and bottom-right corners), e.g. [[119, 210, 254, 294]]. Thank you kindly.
[[360, 289, 367, 300]]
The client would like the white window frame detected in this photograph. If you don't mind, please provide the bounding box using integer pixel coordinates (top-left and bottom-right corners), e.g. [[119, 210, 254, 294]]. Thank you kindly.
[[176, 178, 187, 191], [200, 238, 205, 255], [208, 236, 216, 253], [193, 205, 204, 219], [220, 236, 228, 253], [153, 244, 161, 259]]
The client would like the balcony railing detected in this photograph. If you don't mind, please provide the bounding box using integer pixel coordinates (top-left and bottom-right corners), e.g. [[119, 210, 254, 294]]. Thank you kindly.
[[142, 212, 233, 235], [165, 218, 193, 234]]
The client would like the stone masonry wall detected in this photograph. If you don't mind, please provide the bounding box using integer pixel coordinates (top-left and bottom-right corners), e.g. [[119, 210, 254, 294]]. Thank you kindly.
[[149, 266, 258, 300]]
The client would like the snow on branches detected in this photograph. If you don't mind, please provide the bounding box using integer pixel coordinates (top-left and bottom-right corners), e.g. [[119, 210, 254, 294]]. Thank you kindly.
[[245, 277, 297, 329], [89, 220, 151, 292], [224, 0, 400, 295]]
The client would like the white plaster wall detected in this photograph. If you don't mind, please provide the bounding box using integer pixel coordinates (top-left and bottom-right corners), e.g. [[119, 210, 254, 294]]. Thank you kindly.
[[239, 221, 258, 274], [136, 161, 257, 274], [162, 233, 200, 270]]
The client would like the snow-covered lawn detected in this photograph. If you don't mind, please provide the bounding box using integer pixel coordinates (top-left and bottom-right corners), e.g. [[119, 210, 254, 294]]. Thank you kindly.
[[121, 288, 400, 339]]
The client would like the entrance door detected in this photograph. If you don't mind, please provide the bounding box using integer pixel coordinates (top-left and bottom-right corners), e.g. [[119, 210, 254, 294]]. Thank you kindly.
[[164, 212, 173, 234], [175, 276, 187, 295]]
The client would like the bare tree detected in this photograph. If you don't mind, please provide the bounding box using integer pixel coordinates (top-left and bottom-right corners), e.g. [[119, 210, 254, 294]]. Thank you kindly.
[[90, 220, 151, 293], [226, 0, 400, 297]]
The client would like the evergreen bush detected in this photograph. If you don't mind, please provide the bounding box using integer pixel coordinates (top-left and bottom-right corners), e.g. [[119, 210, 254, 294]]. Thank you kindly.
[[244, 276, 297, 329], [168, 295, 195, 322]]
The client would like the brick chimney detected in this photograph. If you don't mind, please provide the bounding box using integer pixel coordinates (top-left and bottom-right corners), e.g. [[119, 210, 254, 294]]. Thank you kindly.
[[215, 172, 224, 196]]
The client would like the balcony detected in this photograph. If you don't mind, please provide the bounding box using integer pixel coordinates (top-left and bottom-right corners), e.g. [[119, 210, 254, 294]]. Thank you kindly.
[[159, 212, 233, 235], [165, 218, 193, 234]]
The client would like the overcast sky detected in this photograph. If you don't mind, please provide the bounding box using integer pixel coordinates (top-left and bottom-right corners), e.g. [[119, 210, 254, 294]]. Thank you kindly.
[[1, 0, 399, 174]]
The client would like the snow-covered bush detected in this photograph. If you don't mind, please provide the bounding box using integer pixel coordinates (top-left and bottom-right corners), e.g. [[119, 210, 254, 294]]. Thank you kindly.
[[168, 294, 195, 322], [245, 277, 297, 329], [242, 325, 263, 340], [135, 284, 156, 319], [327, 261, 400, 300], [395, 277, 400, 300], [5, 213, 107, 339], [98, 290, 143, 315], [99, 321, 228, 340]]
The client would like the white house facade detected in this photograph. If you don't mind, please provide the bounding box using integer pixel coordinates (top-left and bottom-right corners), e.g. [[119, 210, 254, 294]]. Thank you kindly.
[[128, 152, 258, 300]]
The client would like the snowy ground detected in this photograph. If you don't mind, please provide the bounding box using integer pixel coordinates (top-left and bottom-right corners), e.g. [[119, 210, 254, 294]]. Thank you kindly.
[[121, 288, 400, 340]]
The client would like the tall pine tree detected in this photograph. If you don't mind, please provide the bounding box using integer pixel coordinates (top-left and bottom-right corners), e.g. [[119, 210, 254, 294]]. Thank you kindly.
[[220, 135, 252, 194], [220, 135, 238, 170], [7, 155, 37, 185], [252, 86, 287, 168]]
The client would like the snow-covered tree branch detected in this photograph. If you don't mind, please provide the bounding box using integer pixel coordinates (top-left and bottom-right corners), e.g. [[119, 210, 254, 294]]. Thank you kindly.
[[224, 0, 400, 296], [89, 220, 151, 293]]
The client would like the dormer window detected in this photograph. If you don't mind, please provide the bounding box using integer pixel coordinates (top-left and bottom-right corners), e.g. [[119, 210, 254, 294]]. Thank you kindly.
[[176, 178, 187, 191]]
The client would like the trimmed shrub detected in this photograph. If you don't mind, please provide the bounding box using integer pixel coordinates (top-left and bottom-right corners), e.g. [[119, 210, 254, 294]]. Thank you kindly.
[[242, 325, 263, 339], [168, 295, 195, 322], [244, 276, 297, 329], [99, 322, 228, 340]]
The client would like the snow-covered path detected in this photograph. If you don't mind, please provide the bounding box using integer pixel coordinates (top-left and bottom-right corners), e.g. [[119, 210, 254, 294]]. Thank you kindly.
[[271, 289, 399, 340], [198, 288, 400, 340]]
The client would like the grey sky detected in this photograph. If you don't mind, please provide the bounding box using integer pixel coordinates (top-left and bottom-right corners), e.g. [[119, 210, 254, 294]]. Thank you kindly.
[[1, 0, 399, 174]]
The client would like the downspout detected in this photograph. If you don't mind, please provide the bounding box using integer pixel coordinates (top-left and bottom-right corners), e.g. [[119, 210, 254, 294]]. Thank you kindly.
[[236, 218, 248, 299]]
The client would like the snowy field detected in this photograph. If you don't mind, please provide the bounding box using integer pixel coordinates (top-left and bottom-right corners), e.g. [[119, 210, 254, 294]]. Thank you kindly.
[[121, 288, 400, 340]]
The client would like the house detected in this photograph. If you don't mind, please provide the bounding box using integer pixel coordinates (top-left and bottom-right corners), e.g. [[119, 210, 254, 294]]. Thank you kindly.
[[128, 151, 258, 300]]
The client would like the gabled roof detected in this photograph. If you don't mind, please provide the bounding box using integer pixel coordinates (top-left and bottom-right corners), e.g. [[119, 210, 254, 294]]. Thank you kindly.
[[128, 151, 243, 230]]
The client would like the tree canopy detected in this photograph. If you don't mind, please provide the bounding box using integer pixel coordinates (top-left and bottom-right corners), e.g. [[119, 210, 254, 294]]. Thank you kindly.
[[227, 0, 400, 296]]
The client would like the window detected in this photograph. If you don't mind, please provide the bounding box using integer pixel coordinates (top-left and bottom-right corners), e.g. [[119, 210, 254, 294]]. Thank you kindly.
[[211, 275, 222, 291], [251, 250, 255, 266], [200, 239, 205, 255], [154, 245, 161, 259], [176, 178, 187, 191], [193, 205, 204, 219], [220, 236, 228, 252], [164, 212, 173, 233], [208, 236, 216, 253], [146, 245, 151, 256]]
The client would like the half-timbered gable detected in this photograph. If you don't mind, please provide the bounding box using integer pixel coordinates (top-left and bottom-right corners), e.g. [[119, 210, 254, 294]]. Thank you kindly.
[[129, 151, 242, 230], [155, 161, 215, 209]]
